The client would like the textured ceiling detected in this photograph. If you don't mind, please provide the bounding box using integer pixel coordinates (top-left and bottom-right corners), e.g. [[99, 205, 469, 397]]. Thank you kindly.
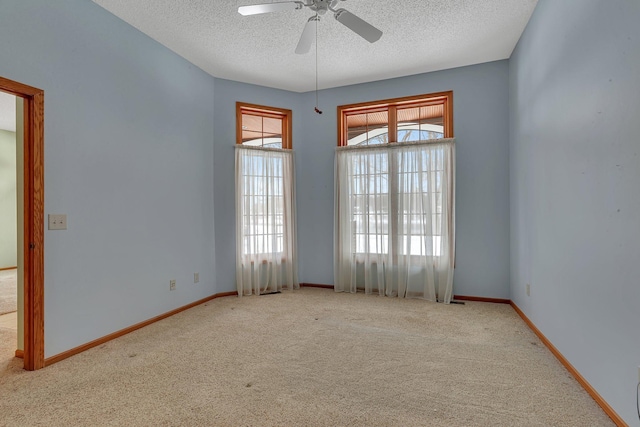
[[92, 0, 538, 93], [0, 91, 16, 132]]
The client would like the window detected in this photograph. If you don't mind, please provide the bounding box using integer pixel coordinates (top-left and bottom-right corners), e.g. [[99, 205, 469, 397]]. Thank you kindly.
[[338, 91, 453, 146], [341, 143, 451, 258], [237, 102, 292, 149], [335, 92, 455, 301], [338, 91, 454, 257], [235, 103, 297, 295], [237, 149, 288, 257]]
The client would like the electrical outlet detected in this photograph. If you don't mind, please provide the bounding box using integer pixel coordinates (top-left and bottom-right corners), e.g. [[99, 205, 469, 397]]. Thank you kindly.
[[48, 214, 67, 230], [526, 283, 530, 296], [194, 273, 199, 283], [169, 280, 176, 291]]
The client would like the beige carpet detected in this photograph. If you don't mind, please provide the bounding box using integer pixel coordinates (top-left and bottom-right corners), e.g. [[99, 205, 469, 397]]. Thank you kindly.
[[0, 288, 613, 426], [0, 269, 17, 315]]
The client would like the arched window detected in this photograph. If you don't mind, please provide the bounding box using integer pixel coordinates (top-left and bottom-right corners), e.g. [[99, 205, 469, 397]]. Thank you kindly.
[[338, 91, 453, 146]]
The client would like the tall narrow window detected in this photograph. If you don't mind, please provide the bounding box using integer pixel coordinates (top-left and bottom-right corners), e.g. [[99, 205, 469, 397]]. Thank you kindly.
[[235, 103, 298, 296], [335, 92, 455, 303]]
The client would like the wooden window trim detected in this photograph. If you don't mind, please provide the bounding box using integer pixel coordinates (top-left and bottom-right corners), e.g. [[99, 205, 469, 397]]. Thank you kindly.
[[236, 102, 292, 149], [0, 76, 45, 371], [337, 91, 454, 146]]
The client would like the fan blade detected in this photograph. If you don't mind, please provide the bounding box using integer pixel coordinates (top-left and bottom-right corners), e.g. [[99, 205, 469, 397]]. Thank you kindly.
[[295, 16, 318, 54], [238, 1, 302, 16], [334, 9, 382, 43]]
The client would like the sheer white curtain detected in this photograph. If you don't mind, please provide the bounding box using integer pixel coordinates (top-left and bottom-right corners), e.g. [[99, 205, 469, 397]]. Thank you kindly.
[[235, 146, 299, 296], [334, 139, 456, 303]]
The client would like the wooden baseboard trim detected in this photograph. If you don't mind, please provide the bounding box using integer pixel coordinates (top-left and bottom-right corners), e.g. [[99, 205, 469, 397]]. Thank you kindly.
[[300, 283, 334, 289], [510, 301, 626, 427], [453, 295, 510, 304], [15, 349, 24, 359], [44, 290, 238, 367], [0, 266, 17, 271]]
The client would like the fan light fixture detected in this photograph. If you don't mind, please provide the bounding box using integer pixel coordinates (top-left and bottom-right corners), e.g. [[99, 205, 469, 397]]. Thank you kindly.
[[239, 1, 382, 113], [238, 0, 382, 54]]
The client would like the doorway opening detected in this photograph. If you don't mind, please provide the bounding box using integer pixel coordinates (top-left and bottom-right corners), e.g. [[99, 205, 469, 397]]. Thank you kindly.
[[0, 90, 19, 368], [0, 76, 44, 371]]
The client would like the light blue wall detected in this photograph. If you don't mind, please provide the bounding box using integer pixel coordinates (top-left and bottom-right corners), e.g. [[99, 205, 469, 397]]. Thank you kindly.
[[212, 62, 511, 298], [298, 61, 511, 298], [212, 79, 302, 291], [509, 0, 640, 424], [0, 0, 216, 357], [214, 61, 509, 298]]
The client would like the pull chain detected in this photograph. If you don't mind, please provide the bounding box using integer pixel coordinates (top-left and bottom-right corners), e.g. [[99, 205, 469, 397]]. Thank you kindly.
[[314, 12, 322, 114]]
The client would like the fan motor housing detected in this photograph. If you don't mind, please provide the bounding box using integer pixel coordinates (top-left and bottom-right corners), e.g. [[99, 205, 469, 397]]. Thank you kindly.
[[309, 0, 338, 15]]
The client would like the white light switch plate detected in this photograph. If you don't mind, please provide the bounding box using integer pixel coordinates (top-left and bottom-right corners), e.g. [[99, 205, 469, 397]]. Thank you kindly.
[[48, 214, 67, 230]]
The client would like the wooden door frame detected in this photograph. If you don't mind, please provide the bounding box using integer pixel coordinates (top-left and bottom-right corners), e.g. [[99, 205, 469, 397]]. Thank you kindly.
[[0, 76, 45, 370]]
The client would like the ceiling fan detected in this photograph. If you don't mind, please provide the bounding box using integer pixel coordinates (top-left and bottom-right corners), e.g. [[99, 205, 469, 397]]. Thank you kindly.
[[238, 0, 383, 54]]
